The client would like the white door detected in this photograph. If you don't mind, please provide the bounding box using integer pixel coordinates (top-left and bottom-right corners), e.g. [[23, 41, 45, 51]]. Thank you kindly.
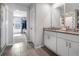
[[69, 41, 79, 56], [57, 38, 68, 56]]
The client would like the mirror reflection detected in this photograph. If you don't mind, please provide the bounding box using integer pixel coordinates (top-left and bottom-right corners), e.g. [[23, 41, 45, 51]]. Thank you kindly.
[[65, 3, 79, 30]]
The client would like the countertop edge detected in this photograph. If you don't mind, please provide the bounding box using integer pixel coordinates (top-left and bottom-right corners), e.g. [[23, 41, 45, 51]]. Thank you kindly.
[[43, 28, 79, 36]]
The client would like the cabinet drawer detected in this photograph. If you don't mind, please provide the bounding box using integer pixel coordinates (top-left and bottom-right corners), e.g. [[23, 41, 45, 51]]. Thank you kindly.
[[57, 33, 79, 42]]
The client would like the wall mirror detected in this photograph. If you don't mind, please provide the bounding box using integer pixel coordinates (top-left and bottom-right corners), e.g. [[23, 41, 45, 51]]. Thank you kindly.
[[65, 3, 79, 29], [51, 3, 65, 28], [57, 4, 65, 27]]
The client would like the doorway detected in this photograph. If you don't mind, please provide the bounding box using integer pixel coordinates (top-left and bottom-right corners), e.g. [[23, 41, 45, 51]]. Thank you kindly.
[[13, 10, 27, 44]]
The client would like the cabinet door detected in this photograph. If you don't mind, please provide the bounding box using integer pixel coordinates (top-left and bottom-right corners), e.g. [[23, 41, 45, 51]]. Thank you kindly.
[[49, 35, 56, 53], [57, 38, 68, 56], [44, 33, 50, 48], [69, 41, 79, 56], [44, 31, 57, 53]]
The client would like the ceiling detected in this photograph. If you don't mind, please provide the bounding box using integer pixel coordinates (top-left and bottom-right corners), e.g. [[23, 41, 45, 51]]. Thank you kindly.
[[14, 3, 33, 7], [5, 3, 33, 8]]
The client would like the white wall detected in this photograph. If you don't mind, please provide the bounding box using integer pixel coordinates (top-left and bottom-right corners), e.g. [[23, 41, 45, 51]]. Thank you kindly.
[[0, 4, 1, 50], [5, 4, 29, 45], [52, 7, 60, 27], [29, 4, 50, 48], [29, 4, 36, 44], [35, 4, 52, 48], [29, 3, 63, 48], [0, 4, 8, 51], [1, 4, 6, 48], [29, 4, 51, 48], [42, 4, 51, 28]]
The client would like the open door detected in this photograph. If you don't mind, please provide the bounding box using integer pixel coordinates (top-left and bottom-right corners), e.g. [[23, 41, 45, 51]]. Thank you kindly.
[[13, 10, 27, 44]]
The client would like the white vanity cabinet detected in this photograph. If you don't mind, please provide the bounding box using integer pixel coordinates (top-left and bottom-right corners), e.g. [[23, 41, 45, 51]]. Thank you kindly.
[[57, 33, 79, 56], [57, 38, 69, 56], [44, 31, 57, 53], [69, 41, 79, 56], [44, 30, 79, 56]]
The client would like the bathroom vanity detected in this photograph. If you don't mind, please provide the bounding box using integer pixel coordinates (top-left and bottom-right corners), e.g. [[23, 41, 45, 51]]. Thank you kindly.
[[43, 3, 79, 56], [44, 28, 79, 56]]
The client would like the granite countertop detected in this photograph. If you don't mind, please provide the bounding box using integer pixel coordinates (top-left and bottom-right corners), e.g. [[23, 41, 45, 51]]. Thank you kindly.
[[43, 28, 79, 35]]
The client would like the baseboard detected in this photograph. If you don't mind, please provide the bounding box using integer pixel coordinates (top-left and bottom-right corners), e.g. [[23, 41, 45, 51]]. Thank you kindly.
[[0, 45, 6, 56], [34, 44, 44, 49], [42, 46, 57, 56]]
